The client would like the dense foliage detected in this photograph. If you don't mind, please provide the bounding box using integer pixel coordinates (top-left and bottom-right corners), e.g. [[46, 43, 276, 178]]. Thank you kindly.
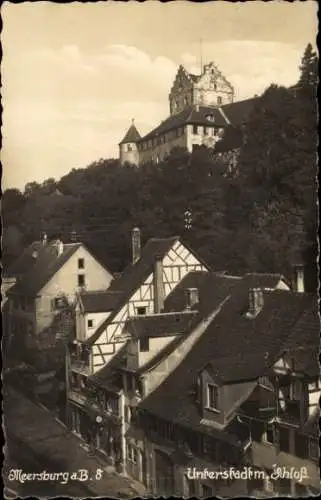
[[3, 45, 318, 291]]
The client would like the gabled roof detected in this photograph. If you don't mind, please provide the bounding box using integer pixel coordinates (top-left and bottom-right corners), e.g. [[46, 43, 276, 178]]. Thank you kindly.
[[119, 124, 141, 145], [8, 242, 83, 297], [79, 290, 123, 313], [140, 286, 315, 430], [84, 236, 180, 346]]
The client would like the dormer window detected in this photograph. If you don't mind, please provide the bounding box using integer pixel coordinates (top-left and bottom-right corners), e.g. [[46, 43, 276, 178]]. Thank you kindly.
[[206, 115, 215, 123], [207, 383, 220, 412]]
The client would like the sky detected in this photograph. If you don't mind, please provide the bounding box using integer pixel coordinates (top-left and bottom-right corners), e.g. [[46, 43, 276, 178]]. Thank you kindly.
[[1, 1, 318, 191]]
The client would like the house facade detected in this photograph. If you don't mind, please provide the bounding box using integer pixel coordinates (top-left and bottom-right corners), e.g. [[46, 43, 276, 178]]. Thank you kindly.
[[65, 230, 319, 499], [133, 284, 319, 498], [6, 236, 113, 352], [67, 228, 210, 470], [119, 61, 257, 166]]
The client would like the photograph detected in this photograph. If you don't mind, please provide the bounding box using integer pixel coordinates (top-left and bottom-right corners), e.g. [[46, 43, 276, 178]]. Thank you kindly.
[[1, 1, 319, 498]]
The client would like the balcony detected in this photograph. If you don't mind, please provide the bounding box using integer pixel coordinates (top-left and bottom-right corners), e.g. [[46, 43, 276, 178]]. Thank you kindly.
[[70, 359, 91, 376], [68, 388, 121, 424]]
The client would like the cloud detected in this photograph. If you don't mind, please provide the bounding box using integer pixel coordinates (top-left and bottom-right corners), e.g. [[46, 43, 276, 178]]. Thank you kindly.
[[2, 40, 304, 189]]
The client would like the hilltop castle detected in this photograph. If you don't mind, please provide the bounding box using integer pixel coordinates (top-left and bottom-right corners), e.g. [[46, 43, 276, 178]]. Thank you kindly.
[[119, 61, 256, 166]]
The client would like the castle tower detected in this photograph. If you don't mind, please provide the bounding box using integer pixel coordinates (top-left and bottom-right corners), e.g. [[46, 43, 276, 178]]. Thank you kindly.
[[119, 120, 141, 166], [169, 62, 234, 116]]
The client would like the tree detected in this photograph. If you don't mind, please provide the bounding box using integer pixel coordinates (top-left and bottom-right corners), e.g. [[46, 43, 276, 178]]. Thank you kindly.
[[298, 43, 318, 91]]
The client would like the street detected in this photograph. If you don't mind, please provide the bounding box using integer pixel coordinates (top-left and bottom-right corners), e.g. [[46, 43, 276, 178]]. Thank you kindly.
[[3, 385, 146, 498]]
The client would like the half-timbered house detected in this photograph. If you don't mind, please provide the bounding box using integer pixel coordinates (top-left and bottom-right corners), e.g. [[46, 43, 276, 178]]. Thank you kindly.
[[67, 228, 210, 469], [134, 282, 319, 498]]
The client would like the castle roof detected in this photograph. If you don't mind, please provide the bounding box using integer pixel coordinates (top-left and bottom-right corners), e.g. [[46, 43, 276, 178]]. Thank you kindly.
[[139, 105, 227, 142], [119, 123, 141, 145], [138, 97, 259, 143]]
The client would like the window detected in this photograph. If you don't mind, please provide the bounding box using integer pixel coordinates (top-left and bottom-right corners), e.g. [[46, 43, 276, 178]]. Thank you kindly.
[[125, 406, 132, 423], [87, 319, 94, 329], [279, 427, 290, 453], [78, 274, 85, 287], [186, 478, 196, 497], [132, 447, 138, 464], [290, 379, 301, 400], [193, 125, 198, 135], [136, 306, 147, 315], [207, 384, 219, 411], [52, 297, 65, 310], [295, 433, 309, 458], [127, 144, 133, 152], [309, 437, 319, 461], [217, 96, 222, 105], [201, 484, 212, 498], [140, 336, 150, 352], [264, 425, 274, 444], [78, 258, 84, 269], [264, 473, 274, 493], [295, 483, 308, 496], [206, 114, 215, 123], [258, 375, 272, 388], [310, 378, 321, 390], [127, 374, 134, 392], [203, 126, 208, 135], [276, 478, 291, 495]]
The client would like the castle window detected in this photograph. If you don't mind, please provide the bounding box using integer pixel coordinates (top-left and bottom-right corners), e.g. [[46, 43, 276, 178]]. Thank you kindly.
[[193, 125, 198, 135], [127, 144, 133, 152]]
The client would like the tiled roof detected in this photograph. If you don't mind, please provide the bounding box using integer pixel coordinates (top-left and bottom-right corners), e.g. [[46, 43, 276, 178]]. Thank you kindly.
[[164, 271, 242, 317], [139, 106, 227, 142], [119, 124, 141, 144], [80, 290, 123, 313], [5, 241, 44, 277], [8, 242, 82, 297], [140, 287, 315, 431], [84, 236, 180, 345], [221, 97, 259, 126], [139, 97, 259, 144], [135, 272, 241, 374], [126, 311, 198, 339]]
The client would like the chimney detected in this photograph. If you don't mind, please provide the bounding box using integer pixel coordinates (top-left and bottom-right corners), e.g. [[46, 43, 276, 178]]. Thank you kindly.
[[248, 288, 264, 317], [153, 254, 165, 313], [185, 288, 199, 309], [42, 232, 47, 245], [292, 264, 305, 293], [132, 227, 141, 264], [56, 239, 64, 256]]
